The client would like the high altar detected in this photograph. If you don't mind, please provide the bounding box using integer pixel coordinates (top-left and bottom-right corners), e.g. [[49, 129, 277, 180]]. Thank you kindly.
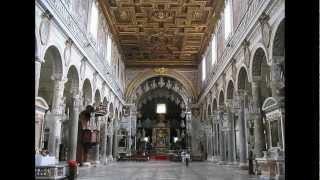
[[152, 114, 170, 151]]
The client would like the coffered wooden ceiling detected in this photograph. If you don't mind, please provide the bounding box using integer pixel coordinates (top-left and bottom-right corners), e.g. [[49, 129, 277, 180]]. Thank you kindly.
[[99, 0, 225, 68]]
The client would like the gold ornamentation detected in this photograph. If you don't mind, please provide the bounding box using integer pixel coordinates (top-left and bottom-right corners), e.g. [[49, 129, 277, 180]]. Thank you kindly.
[[154, 67, 168, 75]]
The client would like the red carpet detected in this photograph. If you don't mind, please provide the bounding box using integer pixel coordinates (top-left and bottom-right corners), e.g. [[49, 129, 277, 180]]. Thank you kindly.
[[150, 154, 168, 160]]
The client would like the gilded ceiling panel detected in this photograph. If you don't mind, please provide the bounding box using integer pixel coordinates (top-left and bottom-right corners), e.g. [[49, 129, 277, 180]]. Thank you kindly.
[[99, 0, 225, 68]]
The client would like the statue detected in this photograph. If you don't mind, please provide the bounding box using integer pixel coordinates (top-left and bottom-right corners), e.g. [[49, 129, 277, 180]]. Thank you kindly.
[[144, 82, 150, 92], [166, 79, 172, 89], [173, 83, 179, 92], [151, 80, 157, 89], [158, 77, 165, 88]]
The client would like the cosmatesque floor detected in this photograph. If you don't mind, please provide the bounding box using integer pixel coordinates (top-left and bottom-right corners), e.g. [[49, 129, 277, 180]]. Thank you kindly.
[[77, 161, 258, 180]]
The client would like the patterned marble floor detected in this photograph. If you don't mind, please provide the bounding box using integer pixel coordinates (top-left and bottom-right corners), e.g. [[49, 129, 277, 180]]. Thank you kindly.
[[77, 161, 258, 180]]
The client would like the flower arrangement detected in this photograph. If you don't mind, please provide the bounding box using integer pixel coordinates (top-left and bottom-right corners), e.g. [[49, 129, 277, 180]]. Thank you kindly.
[[68, 160, 77, 168]]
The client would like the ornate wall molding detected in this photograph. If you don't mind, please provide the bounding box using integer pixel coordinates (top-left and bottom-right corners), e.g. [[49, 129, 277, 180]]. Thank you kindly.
[[125, 68, 197, 102], [197, 0, 276, 106], [37, 0, 125, 105]]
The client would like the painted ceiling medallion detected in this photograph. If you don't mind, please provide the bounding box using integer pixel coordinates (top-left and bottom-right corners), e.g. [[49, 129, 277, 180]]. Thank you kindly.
[[100, 0, 225, 67], [151, 10, 172, 21]]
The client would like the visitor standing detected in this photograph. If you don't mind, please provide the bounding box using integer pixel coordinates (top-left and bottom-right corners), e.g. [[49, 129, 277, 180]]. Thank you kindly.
[[185, 151, 190, 167]]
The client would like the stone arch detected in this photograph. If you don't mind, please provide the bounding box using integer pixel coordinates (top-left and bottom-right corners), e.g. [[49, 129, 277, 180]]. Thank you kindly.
[[94, 89, 101, 106], [38, 45, 64, 109], [212, 99, 218, 111], [226, 80, 234, 99], [137, 87, 186, 110], [63, 65, 80, 111], [65, 65, 80, 92], [251, 48, 272, 100], [134, 76, 189, 106], [237, 67, 251, 93], [61, 65, 80, 156], [125, 69, 196, 101], [43, 45, 64, 79], [207, 104, 212, 116], [251, 48, 270, 77], [109, 102, 114, 119], [270, 17, 285, 59], [218, 90, 225, 108], [42, 44, 64, 67], [82, 79, 93, 107], [115, 108, 119, 121], [103, 97, 108, 105], [235, 65, 250, 90]]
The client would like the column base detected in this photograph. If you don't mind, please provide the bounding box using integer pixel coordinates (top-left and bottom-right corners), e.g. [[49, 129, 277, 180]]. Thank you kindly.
[[232, 161, 239, 166], [217, 160, 227, 165], [212, 156, 220, 163], [92, 160, 100, 166], [107, 155, 114, 162], [207, 156, 214, 161], [81, 162, 91, 167], [239, 162, 248, 170], [259, 175, 283, 180]]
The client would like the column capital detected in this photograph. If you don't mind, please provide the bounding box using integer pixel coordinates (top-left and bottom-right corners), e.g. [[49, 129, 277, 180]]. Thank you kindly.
[[35, 56, 44, 63]]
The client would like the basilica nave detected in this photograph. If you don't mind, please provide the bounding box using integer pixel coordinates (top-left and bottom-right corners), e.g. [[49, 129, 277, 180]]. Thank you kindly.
[[35, 0, 285, 179]]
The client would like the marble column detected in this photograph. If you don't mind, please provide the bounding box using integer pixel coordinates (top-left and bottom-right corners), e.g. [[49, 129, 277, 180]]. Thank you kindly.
[[113, 126, 118, 158], [48, 79, 65, 158], [101, 120, 107, 165], [218, 111, 225, 162], [251, 80, 266, 158], [222, 113, 229, 162], [236, 91, 248, 168], [35, 57, 43, 97], [94, 116, 101, 164], [69, 93, 80, 160], [212, 121, 216, 157], [214, 123, 218, 156], [226, 102, 235, 163], [108, 125, 114, 160]]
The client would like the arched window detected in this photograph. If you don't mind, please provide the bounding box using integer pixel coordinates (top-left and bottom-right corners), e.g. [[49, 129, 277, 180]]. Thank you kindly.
[[211, 35, 217, 65], [107, 34, 112, 64], [224, 0, 232, 40], [202, 56, 206, 81], [89, 1, 99, 40]]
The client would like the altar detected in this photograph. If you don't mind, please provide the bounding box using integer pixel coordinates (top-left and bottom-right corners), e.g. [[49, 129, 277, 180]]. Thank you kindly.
[[152, 128, 170, 148], [151, 114, 170, 152]]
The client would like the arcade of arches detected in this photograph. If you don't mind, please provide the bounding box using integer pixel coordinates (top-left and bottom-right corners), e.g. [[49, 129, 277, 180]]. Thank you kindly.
[[35, 0, 285, 179]]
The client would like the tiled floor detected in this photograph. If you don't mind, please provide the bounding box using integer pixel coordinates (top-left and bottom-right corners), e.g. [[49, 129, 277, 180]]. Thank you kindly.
[[77, 161, 258, 180]]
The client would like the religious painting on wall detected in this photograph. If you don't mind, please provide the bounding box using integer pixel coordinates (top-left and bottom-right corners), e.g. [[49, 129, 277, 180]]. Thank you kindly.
[[154, 128, 170, 148]]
